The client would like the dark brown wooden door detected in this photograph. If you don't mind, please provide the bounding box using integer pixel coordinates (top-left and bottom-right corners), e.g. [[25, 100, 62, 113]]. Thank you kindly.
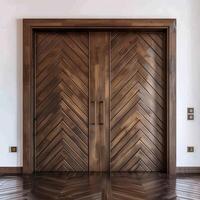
[[34, 30, 166, 172], [35, 31, 110, 172], [89, 32, 110, 171], [110, 31, 166, 172], [35, 31, 90, 171]]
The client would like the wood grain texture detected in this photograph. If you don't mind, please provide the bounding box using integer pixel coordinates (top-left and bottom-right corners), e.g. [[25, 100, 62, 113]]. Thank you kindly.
[[167, 22, 176, 175], [35, 31, 89, 172], [23, 19, 176, 175], [23, 22, 34, 174], [89, 32, 110, 171], [110, 31, 167, 172], [0, 167, 22, 174], [176, 167, 200, 174], [23, 19, 176, 28], [0, 173, 200, 200]]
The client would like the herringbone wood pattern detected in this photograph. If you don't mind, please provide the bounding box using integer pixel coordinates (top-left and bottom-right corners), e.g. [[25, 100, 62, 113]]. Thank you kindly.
[[110, 32, 166, 172], [35, 31, 89, 172], [34, 30, 167, 172], [0, 173, 200, 200]]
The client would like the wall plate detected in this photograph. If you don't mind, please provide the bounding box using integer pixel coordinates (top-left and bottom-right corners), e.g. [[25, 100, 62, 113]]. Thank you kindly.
[[187, 107, 194, 114], [187, 114, 194, 120], [187, 146, 194, 152], [9, 146, 17, 153]]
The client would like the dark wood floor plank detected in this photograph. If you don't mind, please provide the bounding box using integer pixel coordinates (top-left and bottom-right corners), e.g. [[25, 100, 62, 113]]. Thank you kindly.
[[0, 173, 199, 200]]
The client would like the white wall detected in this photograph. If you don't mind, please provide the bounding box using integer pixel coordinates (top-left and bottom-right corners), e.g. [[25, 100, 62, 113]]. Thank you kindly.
[[0, 0, 200, 167]]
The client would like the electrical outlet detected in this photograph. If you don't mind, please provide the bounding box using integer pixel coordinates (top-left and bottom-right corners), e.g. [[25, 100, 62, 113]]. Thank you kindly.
[[187, 107, 194, 120], [187, 107, 194, 114], [187, 146, 194, 152], [9, 146, 17, 153], [188, 114, 194, 120]]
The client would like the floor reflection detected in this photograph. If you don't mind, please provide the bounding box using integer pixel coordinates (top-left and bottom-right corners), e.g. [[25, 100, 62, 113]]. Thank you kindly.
[[0, 173, 200, 199]]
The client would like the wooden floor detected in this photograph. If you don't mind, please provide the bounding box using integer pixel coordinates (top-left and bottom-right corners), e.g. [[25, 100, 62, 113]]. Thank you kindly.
[[0, 173, 200, 200]]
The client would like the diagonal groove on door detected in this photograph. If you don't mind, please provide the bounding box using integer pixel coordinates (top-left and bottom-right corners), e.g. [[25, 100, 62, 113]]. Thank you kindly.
[[35, 31, 89, 172], [35, 30, 166, 173], [110, 31, 166, 172]]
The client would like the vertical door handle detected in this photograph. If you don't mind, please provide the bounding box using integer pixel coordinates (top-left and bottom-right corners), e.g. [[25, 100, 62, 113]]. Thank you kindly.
[[91, 101, 96, 125], [99, 100, 104, 125]]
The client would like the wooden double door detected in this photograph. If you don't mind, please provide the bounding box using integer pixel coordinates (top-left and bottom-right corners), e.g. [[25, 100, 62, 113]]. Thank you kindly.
[[35, 30, 166, 172]]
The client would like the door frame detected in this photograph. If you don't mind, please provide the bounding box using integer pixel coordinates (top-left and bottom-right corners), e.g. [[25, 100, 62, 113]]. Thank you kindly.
[[23, 19, 176, 174]]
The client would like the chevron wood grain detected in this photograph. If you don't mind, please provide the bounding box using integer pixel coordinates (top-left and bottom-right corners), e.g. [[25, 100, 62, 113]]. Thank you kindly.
[[0, 173, 199, 200], [35, 31, 89, 172], [110, 31, 166, 172], [34, 30, 167, 173]]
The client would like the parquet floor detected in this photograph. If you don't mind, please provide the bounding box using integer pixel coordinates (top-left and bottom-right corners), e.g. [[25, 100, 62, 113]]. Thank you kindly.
[[0, 173, 200, 200]]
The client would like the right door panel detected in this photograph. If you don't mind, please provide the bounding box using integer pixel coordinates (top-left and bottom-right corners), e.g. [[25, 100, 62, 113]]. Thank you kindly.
[[110, 31, 167, 172]]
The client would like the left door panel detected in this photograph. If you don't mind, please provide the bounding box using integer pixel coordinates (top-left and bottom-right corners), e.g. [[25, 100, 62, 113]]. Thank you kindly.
[[35, 31, 89, 172]]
